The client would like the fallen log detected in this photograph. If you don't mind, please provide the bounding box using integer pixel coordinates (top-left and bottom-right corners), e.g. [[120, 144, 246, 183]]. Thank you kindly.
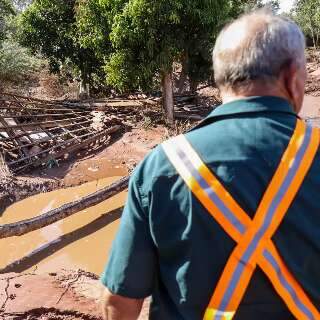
[[0, 176, 129, 239]]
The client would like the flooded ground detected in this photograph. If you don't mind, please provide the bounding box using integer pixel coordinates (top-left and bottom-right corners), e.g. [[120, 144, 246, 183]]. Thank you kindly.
[[0, 167, 127, 276]]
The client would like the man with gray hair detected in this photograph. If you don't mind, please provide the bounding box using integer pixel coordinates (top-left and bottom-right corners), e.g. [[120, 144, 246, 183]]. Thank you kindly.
[[101, 11, 320, 320]]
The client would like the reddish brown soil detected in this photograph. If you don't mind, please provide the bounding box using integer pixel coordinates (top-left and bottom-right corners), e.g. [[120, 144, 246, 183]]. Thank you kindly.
[[0, 271, 102, 319], [301, 65, 320, 125], [33, 126, 168, 187], [0, 270, 150, 320]]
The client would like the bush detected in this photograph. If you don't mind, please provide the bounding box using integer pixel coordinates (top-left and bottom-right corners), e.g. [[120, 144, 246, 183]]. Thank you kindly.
[[0, 39, 42, 82]]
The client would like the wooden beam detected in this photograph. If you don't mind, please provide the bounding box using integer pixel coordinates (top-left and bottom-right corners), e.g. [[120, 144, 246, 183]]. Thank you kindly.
[[0, 176, 130, 239]]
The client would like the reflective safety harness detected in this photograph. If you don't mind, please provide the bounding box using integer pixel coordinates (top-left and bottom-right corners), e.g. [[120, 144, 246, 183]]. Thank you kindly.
[[162, 119, 320, 320]]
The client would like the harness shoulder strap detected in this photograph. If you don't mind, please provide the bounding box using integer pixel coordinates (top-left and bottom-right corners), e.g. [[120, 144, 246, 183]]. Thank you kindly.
[[162, 120, 320, 320]]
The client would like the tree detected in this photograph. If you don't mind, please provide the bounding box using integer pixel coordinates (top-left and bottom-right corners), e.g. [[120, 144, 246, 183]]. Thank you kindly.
[[17, 0, 105, 96], [293, 0, 320, 49], [101, 0, 280, 124], [183, 0, 281, 93], [0, 0, 14, 45], [100, 0, 232, 125], [0, 0, 14, 16], [76, 0, 118, 94]]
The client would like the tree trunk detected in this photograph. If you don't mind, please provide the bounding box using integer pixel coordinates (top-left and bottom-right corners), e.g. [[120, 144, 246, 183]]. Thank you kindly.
[[79, 79, 90, 100], [309, 20, 317, 50], [311, 29, 317, 50], [161, 71, 174, 126], [177, 70, 187, 95], [177, 53, 188, 94], [190, 80, 198, 93], [79, 71, 90, 100], [0, 176, 129, 239]]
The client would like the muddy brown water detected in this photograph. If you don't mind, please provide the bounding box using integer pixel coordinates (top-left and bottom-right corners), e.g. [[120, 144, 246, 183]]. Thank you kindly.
[[0, 167, 127, 275]]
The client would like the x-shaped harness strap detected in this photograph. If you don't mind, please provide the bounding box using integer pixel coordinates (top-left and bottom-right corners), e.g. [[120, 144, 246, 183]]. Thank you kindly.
[[162, 120, 320, 320]]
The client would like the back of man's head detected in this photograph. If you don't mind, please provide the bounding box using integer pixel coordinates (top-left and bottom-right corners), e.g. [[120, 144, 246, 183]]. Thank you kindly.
[[213, 10, 306, 111]]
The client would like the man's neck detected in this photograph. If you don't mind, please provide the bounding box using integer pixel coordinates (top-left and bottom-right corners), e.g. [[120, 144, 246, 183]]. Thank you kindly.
[[220, 85, 294, 110]]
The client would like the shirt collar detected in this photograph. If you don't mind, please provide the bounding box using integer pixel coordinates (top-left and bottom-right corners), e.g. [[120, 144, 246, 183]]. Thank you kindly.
[[210, 96, 297, 118], [193, 96, 298, 130]]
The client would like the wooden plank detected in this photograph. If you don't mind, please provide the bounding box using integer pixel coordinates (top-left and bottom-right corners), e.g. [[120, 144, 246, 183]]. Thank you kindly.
[[0, 116, 94, 130], [0, 117, 27, 158]]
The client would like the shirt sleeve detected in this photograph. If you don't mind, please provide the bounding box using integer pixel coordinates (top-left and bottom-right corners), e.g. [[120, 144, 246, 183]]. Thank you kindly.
[[101, 171, 156, 299]]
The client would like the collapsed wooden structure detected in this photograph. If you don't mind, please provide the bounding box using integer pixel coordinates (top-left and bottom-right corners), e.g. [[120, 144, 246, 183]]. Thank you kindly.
[[0, 93, 122, 173], [0, 92, 213, 173]]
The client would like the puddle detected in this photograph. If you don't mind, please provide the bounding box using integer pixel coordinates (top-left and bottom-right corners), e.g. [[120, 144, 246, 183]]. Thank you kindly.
[[0, 176, 127, 275], [63, 158, 127, 186]]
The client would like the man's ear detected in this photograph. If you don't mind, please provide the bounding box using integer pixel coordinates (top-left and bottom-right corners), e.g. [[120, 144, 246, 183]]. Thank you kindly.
[[283, 62, 297, 101], [281, 62, 302, 112]]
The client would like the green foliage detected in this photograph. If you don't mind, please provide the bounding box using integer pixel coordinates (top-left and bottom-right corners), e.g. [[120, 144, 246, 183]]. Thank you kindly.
[[13, 0, 283, 96], [186, 0, 280, 84], [100, 0, 280, 92], [100, 0, 233, 92], [105, 50, 155, 91], [266, 0, 280, 13], [0, 0, 15, 44], [76, 0, 117, 56], [17, 0, 104, 88], [0, 39, 41, 81], [0, 0, 41, 84], [0, 0, 14, 16], [293, 0, 320, 48]]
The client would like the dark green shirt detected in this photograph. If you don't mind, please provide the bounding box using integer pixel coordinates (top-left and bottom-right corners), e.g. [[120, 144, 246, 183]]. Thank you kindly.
[[101, 96, 320, 319]]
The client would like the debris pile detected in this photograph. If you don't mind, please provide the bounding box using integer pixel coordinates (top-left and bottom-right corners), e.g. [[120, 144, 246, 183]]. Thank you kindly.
[[0, 93, 122, 172], [65, 93, 214, 122], [0, 92, 214, 173]]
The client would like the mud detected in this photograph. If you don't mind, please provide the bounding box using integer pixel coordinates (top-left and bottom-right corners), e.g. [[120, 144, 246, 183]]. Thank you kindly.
[[301, 95, 320, 129], [0, 175, 127, 275], [301, 95, 320, 117], [0, 175, 59, 215], [63, 159, 127, 187], [0, 122, 165, 319], [4, 308, 102, 320], [0, 270, 150, 320], [17, 126, 166, 187], [0, 271, 103, 319]]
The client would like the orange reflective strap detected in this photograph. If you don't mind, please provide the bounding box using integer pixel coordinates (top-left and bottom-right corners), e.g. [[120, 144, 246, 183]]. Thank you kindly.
[[207, 122, 319, 319], [162, 119, 320, 320], [162, 137, 248, 242], [260, 242, 320, 320]]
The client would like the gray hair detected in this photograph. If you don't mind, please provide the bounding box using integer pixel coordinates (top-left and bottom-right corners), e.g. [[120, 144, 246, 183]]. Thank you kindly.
[[213, 11, 306, 89]]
